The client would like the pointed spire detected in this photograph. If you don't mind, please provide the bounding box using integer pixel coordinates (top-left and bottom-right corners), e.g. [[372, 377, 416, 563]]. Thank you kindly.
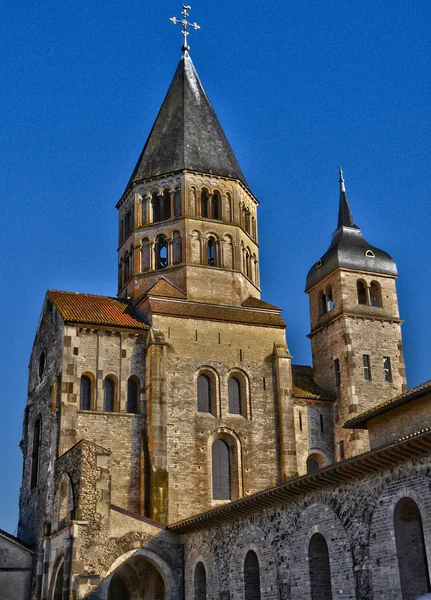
[[125, 54, 248, 191], [337, 166, 357, 229]]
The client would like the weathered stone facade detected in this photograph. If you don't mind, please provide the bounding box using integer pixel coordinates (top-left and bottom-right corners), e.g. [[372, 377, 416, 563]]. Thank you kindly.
[[6, 46, 430, 600]]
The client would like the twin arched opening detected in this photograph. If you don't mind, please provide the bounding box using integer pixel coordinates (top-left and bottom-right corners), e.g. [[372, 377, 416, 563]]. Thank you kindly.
[[80, 374, 140, 414], [357, 279, 383, 307]]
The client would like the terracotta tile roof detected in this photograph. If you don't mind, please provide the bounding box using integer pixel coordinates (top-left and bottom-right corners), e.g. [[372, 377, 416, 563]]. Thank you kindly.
[[147, 298, 286, 328], [48, 290, 150, 330], [345, 380, 431, 429], [241, 296, 281, 311], [292, 365, 334, 401]]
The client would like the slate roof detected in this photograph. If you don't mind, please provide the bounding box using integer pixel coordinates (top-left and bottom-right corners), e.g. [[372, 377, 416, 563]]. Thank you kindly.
[[292, 365, 334, 401], [126, 54, 249, 191], [48, 290, 150, 330], [344, 380, 431, 429], [306, 173, 397, 291], [0, 529, 33, 552]]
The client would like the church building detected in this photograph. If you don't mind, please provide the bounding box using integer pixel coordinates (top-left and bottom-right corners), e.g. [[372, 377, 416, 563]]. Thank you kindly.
[[4, 9, 431, 600]]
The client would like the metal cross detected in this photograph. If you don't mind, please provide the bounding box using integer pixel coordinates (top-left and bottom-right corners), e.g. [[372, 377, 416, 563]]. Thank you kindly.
[[170, 5, 200, 55]]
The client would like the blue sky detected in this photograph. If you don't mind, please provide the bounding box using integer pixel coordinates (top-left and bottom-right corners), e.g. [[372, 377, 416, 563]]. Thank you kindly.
[[0, 0, 430, 534]]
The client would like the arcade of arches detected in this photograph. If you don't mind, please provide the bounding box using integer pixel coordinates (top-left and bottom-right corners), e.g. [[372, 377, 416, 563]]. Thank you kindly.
[[107, 555, 166, 600]]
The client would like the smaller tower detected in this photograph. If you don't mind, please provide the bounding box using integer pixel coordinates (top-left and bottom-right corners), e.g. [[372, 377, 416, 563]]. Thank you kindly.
[[305, 168, 407, 459]]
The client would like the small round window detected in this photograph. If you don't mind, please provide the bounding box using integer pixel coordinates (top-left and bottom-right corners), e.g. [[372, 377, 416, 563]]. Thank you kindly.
[[365, 250, 375, 258], [316, 259, 323, 268], [39, 351, 46, 378]]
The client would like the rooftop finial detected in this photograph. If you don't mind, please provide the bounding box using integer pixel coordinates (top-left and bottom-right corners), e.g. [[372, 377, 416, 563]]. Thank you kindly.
[[339, 165, 346, 193], [170, 4, 200, 56]]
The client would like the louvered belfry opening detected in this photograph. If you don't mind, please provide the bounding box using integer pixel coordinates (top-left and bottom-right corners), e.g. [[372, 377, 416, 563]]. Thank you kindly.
[[212, 439, 231, 500]]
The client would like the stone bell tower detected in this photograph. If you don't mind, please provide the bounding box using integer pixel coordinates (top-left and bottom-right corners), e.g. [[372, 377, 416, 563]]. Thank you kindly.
[[116, 51, 260, 306], [305, 168, 407, 460]]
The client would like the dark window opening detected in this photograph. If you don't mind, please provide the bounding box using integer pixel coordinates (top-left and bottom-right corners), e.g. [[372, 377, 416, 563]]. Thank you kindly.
[[357, 280, 367, 305], [80, 376, 91, 411], [152, 192, 160, 223], [339, 440, 345, 460], [108, 573, 130, 600], [307, 456, 320, 474], [244, 210, 251, 234], [244, 550, 261, 600], [363, 354, 372, 381], [53, 562, 65, 600], [326, 286, 334, 311], [156, 234, 168, 269], [384, 357, 393, 382], [194, 562, 207, 600], [370, 281, 383, 307], [127, 378, 139, 413], [207, 237, 216, 266], [334, 359, 341, 386], [31, 418, 41, 489], [104, 377, 115, 412], [161, 189, 172, 221], [309, 533, 333, 600], [228, 377, 242, 415], [197, 375, 211, 413], [299, 412, 303, 431], [39, 351, 46, 378], [212, 191, 221, 220], [212, 439, 230, 500], [320, 413, 324, 433], [394, 497, 431, 600], [319, 291, 327, 316], [201, 189, 209, 218]]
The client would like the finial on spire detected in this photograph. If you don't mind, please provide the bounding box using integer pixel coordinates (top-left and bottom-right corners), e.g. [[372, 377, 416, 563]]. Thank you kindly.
[[339, 165, 346, 193], [337, 166, 357, 229], [170, 4, 200, 56]]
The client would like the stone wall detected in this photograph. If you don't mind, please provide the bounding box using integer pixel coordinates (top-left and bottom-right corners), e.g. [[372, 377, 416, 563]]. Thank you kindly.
[[182, 453, 431, 600], [0, 533, 33, 600]]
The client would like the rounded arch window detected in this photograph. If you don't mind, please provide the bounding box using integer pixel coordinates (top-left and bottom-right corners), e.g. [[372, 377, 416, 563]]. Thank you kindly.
[[104, 376, 116, 412], [127, 377, 139, 414], [201, 188, 210, 218], [162, 188, 172, 221], [370, 281, 383, 307], [194, 562, 207, 600], [244, 550, 261, 600], [155, 234, 168, 269], [197, 374, 211, 413], [357, 280, 367, 305], [212, 439, 231, 500], [306, 456, 321, 474], [228, 377, 244, 416], [309, 533, 332, 600], [151, 191, 161, 223], [80, 375, 92, 411], [207, 236, 217, 266], [211, 190, 221, 220]]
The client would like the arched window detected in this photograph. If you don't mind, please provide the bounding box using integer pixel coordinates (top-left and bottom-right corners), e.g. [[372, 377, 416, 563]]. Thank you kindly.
[[80, 375, 92, 411], [309, 533, 332, 600], [306, 456, 320, 474], [252, 217, 257, 239], [59, 474, 74, 523], [244, 550, 261, 600], [211, 190, 221, 220], [197, 375, 211, 413], [124, 251, 129, 281], [201, 189, 209, 218], [155, 234, 168, 269], [226, 193, 233, 222], [172, 231, 182, 265], [152, 191, 160, 223], [154, 573, 165, 600], [244, 209, 251, 234], [128, 245, 133, 277], [370, 281, 383, 307], [141, 238, 150, 272], [53, 561, 64, 600], [127, 377, 139, 413], [326, 286, 334, 311], [104, 377, 115, 412], [318, 290, 327, 316], [207, 237, 216, 266], [394, 497, 430, 599], [357, 280, 367, 305], [108, 572, 130, 600], [194, 562, 207, 600], [212, 439, 230, 500], [245, 248, 252, 280], [31, 417, 42, 489], [124, 209, 132, 236], [162, 188, 172, 221], [228, 377, 242, 414], [39, 350, 46, 378]]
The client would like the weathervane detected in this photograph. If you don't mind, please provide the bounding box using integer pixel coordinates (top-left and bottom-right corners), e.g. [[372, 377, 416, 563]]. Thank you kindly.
[[170, 4, 200, 55]]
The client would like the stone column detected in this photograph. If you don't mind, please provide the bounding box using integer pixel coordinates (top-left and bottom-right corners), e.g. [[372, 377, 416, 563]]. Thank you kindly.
[[145, 194, 153, 224], [149, 242, 155, 271], [145, 329, 168, 524], [169, 191, 175, 219], [167, 238, 173, 267], [273, 342, 297, 481]]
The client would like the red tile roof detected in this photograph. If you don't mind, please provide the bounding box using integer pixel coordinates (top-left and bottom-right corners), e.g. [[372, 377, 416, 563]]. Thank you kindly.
[[48, 290, 150, 330]]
